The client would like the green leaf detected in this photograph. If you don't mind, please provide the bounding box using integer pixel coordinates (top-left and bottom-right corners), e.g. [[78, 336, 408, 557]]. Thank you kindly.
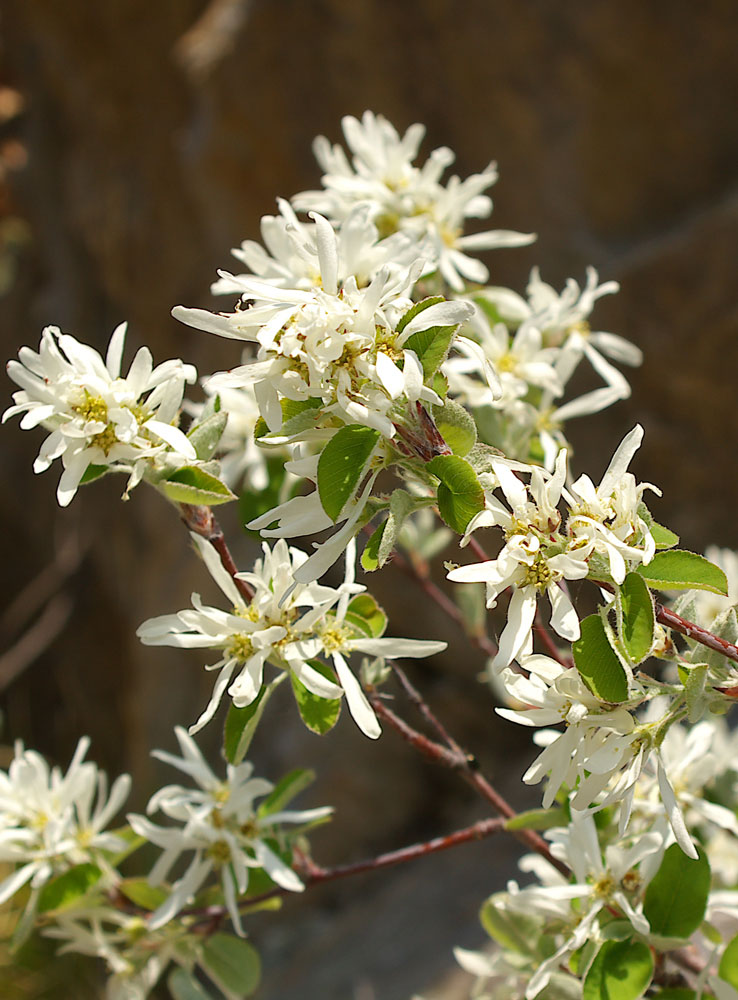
[[37, 864, 102, 914], [345, 594, 388, 638], [504, 807, 568, 832], [201, 933, 261, 997], [317, 425, 380, 522], [653, 992, 699, 1000], [432, 398, 477, 457], [683, 662, 709, 723], [572, 613, 629, 703], [426, 455, 485, 535], [376, 489, 416, 567], [168, 968, 214, 1000], [403, 324, 459, 378], [79, 463, 110, 485], [187, 410, 228, 461], [361, 520, 386, 572], [224, 677, 282, 765], [162, 466, 237, 506], [582, 940, 653, 1000], [118, 878, 169, 911], [643, 843, 711, 938], [396, 295, 446, 334], [479, 893, 542, 956], [619, 573, 655, 665], [290, 660, 341, 734], [637, 550, 728, 596], [258, 768, 315, 817], [651, 522, 680, 550], [719, 934, 738, 989]]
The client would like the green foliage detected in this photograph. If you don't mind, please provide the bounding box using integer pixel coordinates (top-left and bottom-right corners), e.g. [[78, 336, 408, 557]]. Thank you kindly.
[[637, 550, 728, 595], [504, 807, 568, 832], [396, 295, 445, 334], [239, 456, 297, 536], [117, 878, 169, 911], [78, 464, 110, 485], [290, 661, 342, 734], [187, 409, 228, 461], [618, 573, 655, 664], [479, 894, 544, 956], [361, 520, 386, 571], [317, 425, 380, 521], [258, 769, 315, 817], [582, 940, 653, 1000], [201, 934, 261, 997], [345, 593, 388, 637], [37, 865, 102, 915], [650, 522, 680, 550], [432, 398, 477, 456], [162, 466, 236, 506], [643, 843, 710, 938], [572, 613, 629, 702], [426, 454, 485, 534], [403, 323, 460, 378], [224, 678, 282, 765], [168, 969, 214, 1000], [719, 933, 738, 989]]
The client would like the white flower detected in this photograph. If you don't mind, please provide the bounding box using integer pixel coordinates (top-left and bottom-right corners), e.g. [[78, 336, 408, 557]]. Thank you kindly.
[[137, 533, 352, 736], [566, 424, 659, 583], [4, 323, 197, 505], [293, 111, 535, 292], [0, 738, 130, 906], [128, 728, 331, 933], [174, 212, 469, 438], [448, 455, 588, 669]]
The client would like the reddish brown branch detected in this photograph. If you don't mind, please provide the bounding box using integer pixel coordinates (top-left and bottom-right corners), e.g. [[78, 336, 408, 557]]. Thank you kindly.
[[656, 602, 738, 666], [179, 503, 254, 601], [392, 663, 465, 756], [369, 694, 569, 877]]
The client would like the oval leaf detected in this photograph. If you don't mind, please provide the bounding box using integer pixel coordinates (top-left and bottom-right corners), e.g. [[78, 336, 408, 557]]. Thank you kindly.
[[619, 572, 655, 665], [637, 550, 728, 596], [583, 940, 654, 1000], [643, 843, 711, 938], [290, 660, 342, 735], [168, 969, 214, 1000], [224, 678, 281, 765], [403, 324, 459, 378], [572, 614, 629, 703], [432, 398, 477, 457], [317, 425, 380, 522], [426, 455, 485, 535], [37, 863, 102, 914], [361, 520, 386, 572], [396, 295, 445, 334], [719, 933, 738, 989], [201, 933, 261, 997], [162, 467, 236, 506]]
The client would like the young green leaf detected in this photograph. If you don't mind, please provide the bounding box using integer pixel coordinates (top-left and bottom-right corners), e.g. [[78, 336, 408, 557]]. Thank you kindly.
[[402, 324, 459, 378], [426, 455, 485, 535], [479, 893, 542, 956], [257, 769, 315, 817], [317, 425, 380, 522], [572, 613, 629, 703], [201, 933, 261, 997], [187, 410, 228, 461], [360, 520, 386, 572], [650, 522, 680, 550], [224, 677, 283, 765], [582, 940, 653, 1000], [118, 878, 169, 911], [637, 550, 728, 596], [719, 933, 738, 989], [345, 594, 388, 638], [37, 864, 102, 914], [643, 843, 711, 938], [168, 968, 214, 1000], [376, 489, 416, 567], [290, 660, 342, 734], [79, 463, 110, 485], [504, 807, 568, 831], [162, 467, 237, 506], [432, 398, 477, 457], [619, 572, 655, 665], [396, 295, 446, 334]]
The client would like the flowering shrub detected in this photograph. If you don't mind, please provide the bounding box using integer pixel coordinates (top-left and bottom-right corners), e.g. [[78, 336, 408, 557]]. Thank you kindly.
[[4, 110, 738, 1000]]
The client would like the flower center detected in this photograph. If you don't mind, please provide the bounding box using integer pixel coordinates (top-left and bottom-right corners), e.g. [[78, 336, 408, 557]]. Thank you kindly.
[[226, 634, 255, 662]]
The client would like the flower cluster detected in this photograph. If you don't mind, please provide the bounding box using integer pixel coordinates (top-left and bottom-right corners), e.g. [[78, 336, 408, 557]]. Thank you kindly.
[[138, 535, 446, 739], [3, 324, 197, 505]]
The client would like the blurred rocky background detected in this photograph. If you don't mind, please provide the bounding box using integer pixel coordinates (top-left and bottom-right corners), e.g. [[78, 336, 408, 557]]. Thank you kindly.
[[0, 1, 736, 997]]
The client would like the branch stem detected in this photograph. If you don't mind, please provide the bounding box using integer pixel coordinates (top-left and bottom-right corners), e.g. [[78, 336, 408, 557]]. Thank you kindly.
[[179, 503, 254, 601]]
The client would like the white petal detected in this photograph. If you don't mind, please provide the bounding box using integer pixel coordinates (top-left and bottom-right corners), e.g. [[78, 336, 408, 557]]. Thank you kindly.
[[332, 653, 381, 739]]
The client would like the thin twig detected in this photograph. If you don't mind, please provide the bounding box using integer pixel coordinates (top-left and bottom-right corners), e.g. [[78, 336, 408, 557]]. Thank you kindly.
[[369, 693, 569, 877], [0, 593, 74, 691], [392, 663, 465, 756], [179, 504, 254, 601], [185, 816, 507, 926], [656, 602, 738, 666]]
